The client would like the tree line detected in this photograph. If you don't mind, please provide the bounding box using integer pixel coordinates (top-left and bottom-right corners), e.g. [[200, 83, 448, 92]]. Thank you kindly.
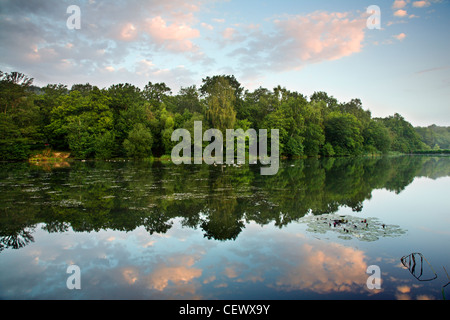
[[0, 71, 441, 161]]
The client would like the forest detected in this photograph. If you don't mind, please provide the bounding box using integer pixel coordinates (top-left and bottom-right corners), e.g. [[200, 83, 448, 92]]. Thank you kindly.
[[1, 70, 447, 161]]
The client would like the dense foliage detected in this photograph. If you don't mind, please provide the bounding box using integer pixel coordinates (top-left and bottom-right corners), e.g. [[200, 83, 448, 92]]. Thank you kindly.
[[0, 71, 441, 161], [415, 125, 450, 150]]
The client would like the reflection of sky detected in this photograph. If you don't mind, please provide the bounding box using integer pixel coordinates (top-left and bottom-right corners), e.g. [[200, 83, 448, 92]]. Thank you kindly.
[[0, 221, 375, 300], [1, 178, 449, 300]]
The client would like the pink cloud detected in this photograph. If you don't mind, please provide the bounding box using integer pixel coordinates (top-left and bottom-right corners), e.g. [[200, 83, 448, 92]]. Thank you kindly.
[[394, 32, 407, 41], [413, 1, 431, 7], [275, 242, 369, 294], [118, 23, 138, 41], [223, 27, 236, 40], [394, 9, 408, 17], [270, 11, 366, 70], [145, 16, 200, 52], [393, 0, 408, 9], [201, 22, 214, 31]]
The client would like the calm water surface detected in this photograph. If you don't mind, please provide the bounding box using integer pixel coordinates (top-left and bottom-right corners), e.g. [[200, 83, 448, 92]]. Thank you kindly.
[[0, 156, 449, 300]]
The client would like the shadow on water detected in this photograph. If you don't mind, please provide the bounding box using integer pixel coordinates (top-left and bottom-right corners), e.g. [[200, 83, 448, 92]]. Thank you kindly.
[[1, 155, 450, 251]]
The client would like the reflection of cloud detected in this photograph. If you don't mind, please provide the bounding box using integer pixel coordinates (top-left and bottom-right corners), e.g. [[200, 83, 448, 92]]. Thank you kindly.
[[395, 284, 435, 300], [120, 255, 203, 293], [274, 243, 369, 294], [147, 265, 202, 291], [122, 267, 139, 285], [397, 285, 411, 293]]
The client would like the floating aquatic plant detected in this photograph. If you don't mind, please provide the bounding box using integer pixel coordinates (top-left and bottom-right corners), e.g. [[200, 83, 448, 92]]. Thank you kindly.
[[300, 213, 406, 242]]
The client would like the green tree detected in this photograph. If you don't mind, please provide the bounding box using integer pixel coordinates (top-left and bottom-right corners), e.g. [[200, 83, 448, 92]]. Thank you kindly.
[[204, 76, 237, 132], [123, 123, 153, 159], [174, 85, 203, 114], [379, 113, 426, 153], [94, 131, 116, 160], [324, 111, 364, 156], [47, 87, 113, 158], [143, 82, 172, 106], [0, 71, 34, 115], [363, 120, 392, 154], [301, 102, 325, 156]]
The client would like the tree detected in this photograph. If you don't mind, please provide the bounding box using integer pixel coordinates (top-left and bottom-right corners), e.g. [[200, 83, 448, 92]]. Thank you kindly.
[[204, 76, 237, 132], [241, 87, 276, 132], [143, 82, 172, 105], [0, 71, 34, 115], [310, 91, 339, 110], [325, 111, 364, 156], [200, 75, 243, 100], [94, 131, 116, 160], [301, 103, 325, 156], [70, 83, 93, 97], [379, 113, 426, 153], [123, 123, 153, 158], [47, 87, 113, 157], [363, 120, 391, 154], [174, 85, 203, 114]]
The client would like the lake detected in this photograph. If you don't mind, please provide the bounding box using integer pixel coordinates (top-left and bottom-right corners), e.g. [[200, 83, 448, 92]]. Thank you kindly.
[[0, 155, 449, 300]]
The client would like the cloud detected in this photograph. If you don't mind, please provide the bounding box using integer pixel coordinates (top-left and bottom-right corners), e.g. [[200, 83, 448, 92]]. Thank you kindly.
[[274, 243, 369, 294], [223, 27, 237, 40], [201, 22, 214, 31], [145, 16, 201, 52], [415, 65, 450, 74], [394, 9, 409, 17], [394, 32, 407, 41], [0, 0, 211, 88], [118, 23, 138, 41], [393, 0, 408, 9], [412, 1, 431, 7], [229, 11, 367, 73]]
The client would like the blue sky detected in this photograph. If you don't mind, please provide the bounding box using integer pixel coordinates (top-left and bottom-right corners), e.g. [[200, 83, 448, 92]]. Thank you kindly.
[[0, 0, 449, 126]]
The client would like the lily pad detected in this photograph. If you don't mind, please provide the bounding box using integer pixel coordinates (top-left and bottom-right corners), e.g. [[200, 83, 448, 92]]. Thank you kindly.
[[300, 213, 406, 242]]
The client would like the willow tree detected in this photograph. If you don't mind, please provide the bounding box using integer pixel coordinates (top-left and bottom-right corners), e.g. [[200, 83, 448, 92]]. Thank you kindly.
[[204, 77, 237, 132]]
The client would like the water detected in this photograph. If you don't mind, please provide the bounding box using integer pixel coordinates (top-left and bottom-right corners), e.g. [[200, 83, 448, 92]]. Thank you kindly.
[[0, 156, 449, 300]]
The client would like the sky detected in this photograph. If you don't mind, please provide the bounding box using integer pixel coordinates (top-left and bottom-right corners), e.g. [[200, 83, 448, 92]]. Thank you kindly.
[[0, 0, 449, 126]]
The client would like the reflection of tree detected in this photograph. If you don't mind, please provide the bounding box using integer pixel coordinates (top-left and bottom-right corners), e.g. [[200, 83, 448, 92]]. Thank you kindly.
[[143, 208, 173, 235], [201, 173, 244, 241], [0, 227, 35, 252], [0, 156, 448, 249]]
